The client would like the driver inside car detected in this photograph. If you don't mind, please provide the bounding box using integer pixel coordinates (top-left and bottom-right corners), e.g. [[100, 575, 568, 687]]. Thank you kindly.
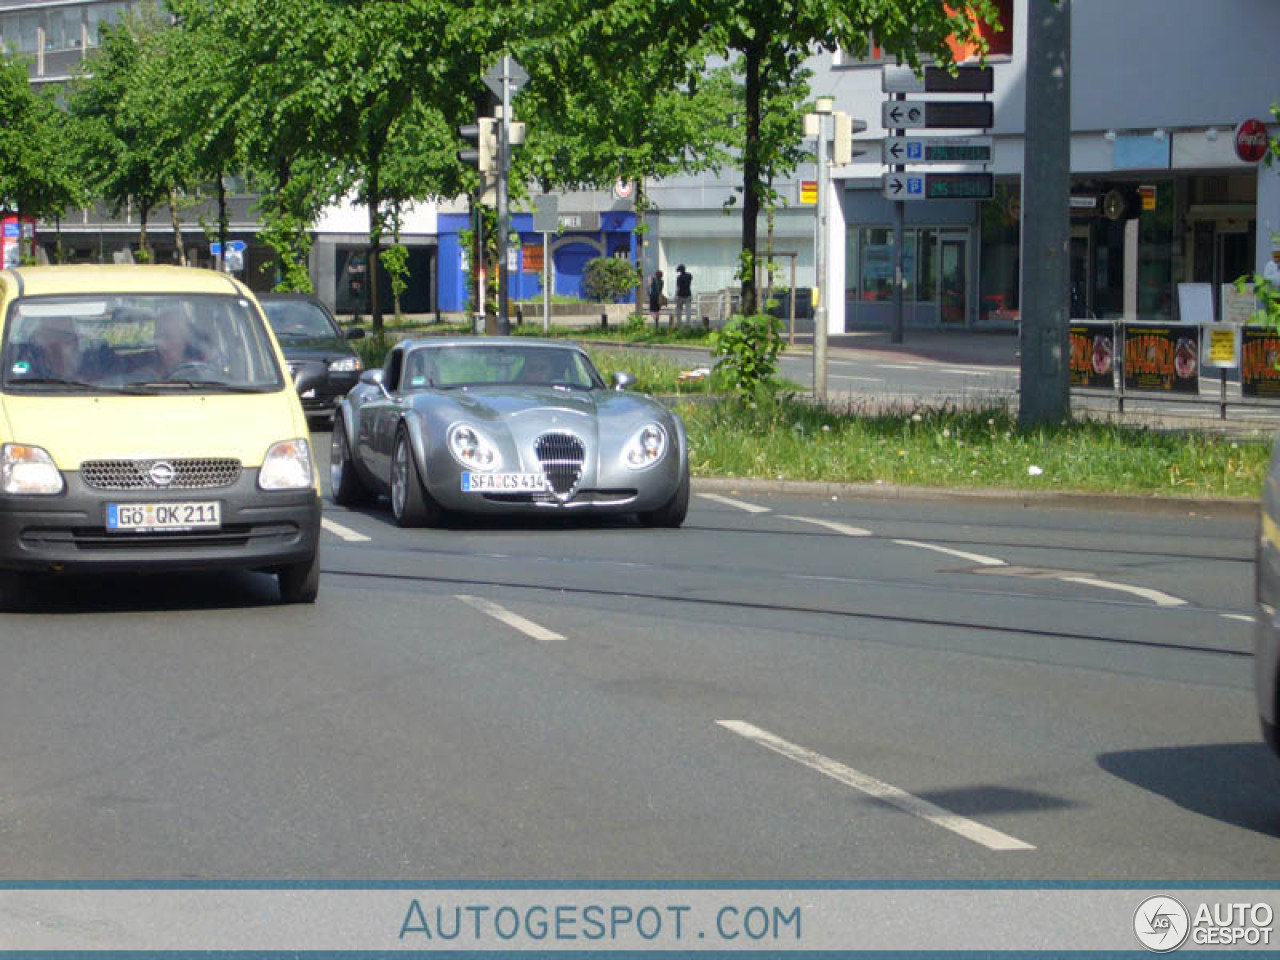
[[126, 309, 207, 381]]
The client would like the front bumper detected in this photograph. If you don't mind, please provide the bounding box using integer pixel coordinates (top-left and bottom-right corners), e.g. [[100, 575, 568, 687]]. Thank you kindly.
[[0, 471, 320, 575], [291, 363, 359, 412]]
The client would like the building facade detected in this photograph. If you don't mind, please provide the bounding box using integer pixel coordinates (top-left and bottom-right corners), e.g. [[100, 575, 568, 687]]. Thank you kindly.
[[7, 0, 1279, 328]]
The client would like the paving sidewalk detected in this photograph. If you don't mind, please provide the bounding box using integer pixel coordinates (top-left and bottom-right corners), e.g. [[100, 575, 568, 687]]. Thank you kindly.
[[786, 327, 1021, 368]]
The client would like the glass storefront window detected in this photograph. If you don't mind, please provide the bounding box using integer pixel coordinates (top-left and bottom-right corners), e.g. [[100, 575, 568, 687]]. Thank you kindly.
[[859, 228, 895, 303], [979, 183, 1021, 323]]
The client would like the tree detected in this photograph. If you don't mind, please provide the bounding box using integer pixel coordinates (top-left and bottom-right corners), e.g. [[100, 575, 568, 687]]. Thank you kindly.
[[687, 0, 1000, 313], [68, 7, 191, 261], [0, 54, 85, 244]]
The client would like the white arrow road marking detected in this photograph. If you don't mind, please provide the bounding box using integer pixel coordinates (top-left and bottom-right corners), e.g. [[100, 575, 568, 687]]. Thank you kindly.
[[1221, 613, 1256, 623], [893, 539, 1007, 567], [718, 721, 1035, 852], [781, 516, 873, 537], [456, 595, 565, 642], [1055, 576, 1187, 608], [321, 517, 371, 542], [696, 493, 772, 514]]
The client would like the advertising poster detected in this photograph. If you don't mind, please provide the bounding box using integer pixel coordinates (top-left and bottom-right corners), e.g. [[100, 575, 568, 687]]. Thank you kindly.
[[1123, 325, 1200, 394], [1068, 322, 1115, 388], [1242, 326, 1280, 397]]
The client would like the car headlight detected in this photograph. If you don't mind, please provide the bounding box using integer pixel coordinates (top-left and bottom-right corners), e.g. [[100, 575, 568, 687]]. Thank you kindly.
[[1, 443, 64, 495], [259, 438, 314, 490], [328, 356, 362, 373], [448, 423, 501, 472], [623, 423, 668, 470]]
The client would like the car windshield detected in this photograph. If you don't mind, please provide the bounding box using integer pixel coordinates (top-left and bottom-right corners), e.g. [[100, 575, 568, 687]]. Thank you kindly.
[[261, 300, 339, 340], [411, 345, 604, 391], [1, 294, 285, 394]]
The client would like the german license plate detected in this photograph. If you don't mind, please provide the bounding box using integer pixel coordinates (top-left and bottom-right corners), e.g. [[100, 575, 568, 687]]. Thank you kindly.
[[461, 472, 547, 493], [106, 502, 221, 532]]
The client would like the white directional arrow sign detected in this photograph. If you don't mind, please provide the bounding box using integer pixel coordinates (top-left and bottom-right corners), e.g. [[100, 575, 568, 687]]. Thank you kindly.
[[881, 101, 925, 128], [882, 173, 925, 200]]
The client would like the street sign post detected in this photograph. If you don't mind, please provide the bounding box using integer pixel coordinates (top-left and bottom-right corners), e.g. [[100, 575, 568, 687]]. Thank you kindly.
[[882, 65, 995, 94], [882, 172, 993, 200], [882, 136, 993, 165], [881, 100, 994, 129]]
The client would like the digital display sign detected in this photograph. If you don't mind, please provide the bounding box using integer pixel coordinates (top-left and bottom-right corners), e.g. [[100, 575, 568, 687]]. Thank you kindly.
[[924, 144, 992, 163], [926, 174, 994, 200]]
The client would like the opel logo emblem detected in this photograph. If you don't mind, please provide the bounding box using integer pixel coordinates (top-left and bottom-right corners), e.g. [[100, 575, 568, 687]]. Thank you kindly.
[[149, 461, 176, 487]]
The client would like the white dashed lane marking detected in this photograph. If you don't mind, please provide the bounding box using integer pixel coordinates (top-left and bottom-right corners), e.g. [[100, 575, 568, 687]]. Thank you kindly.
[[456, 595, 565, 642], [321, 517, 371, 542], [1221, 613, 1256, 624], [718, 721, 1035, 852], [696, 493, 772, 514], [893, 539, 1007, 567], [781, 516, 872, 537], [1055, 576, 1187, 608]]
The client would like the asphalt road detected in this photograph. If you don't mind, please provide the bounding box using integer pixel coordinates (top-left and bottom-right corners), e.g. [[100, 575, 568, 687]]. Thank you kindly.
[[639, 343, 1280, 427], [0, 430, 1275, 880]]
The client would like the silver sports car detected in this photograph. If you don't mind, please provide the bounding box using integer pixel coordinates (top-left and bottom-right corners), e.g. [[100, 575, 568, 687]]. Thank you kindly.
[[330, 338, 689, 527]]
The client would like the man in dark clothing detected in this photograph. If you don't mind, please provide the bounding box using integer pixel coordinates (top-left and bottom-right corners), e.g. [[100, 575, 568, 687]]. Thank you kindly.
[[647, 270, 664, 326], [674, 264, 693, 325]]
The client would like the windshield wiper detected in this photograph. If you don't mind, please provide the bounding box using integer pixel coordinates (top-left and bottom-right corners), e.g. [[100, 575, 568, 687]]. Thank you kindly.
[[123, 379, 272, 393]]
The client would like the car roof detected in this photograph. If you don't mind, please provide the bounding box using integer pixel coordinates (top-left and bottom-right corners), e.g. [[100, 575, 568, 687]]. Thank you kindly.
[[2, 265, 249, 299]]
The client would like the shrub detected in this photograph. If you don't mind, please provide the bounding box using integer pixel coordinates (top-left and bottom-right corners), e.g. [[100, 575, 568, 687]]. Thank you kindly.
[[581, 257, 639, 302], [709, 312, 785, 397]]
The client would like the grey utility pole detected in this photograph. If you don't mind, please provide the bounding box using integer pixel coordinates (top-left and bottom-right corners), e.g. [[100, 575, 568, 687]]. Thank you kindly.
[[1018, 0, 1072, 428], [496, 58, 513, 335], [891, 91, 906, 344], [813, 99, 832, 403]]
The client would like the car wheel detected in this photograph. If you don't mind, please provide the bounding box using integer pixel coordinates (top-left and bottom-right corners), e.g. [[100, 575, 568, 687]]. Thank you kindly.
[[330, 411, 373, 506], [277, 551, 320, 604], [390, 426, 442, 528], [638, 468, 690, 528]]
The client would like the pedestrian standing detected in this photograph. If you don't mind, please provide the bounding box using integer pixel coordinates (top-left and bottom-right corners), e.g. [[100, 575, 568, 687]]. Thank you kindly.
[[674, 264, 693, 326], [648, 270, 664, 327]]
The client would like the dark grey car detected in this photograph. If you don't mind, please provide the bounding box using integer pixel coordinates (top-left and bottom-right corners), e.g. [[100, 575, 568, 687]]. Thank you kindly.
[[330, 339, 689, 528], [258, 294, 365, 419]]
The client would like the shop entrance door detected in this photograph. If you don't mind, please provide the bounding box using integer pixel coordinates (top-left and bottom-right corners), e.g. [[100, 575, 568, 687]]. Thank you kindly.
[[1070, 224, 1093, 318], [938, 233, 968, 325]]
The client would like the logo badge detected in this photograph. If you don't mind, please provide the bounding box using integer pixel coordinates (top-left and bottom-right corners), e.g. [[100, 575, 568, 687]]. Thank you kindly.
[[149, 461, 176, 487], [1135, 896, 1190, 953]]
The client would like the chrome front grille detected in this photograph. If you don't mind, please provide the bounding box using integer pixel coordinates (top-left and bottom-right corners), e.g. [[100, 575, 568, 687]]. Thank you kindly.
[[534, 432, 585, 499], [80, 458, 242, 491]]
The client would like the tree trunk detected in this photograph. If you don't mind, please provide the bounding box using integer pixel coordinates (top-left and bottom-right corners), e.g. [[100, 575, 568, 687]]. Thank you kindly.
[[55, 215, 64, 264], [217, 172, 228, 268], [632, 179, 648, 319], [739, 43, 763, 316], [138, 200, 151, 263], [367, 162, 383, 333], [168, 189, 186, 266]]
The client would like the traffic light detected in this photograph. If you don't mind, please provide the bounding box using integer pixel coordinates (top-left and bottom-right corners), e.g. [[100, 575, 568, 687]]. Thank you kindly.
[[832, 111, 868, 165], [458, 117, 498, 175]]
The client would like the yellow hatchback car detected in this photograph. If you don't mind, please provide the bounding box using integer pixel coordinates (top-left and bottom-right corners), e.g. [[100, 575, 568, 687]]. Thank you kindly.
[[0, 265, 321, 607]]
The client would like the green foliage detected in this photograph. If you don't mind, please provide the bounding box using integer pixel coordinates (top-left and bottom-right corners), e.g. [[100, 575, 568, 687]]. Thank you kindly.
[[678, 399, 1268, 498], [382, 242, 410, 308], [0, 54, 84, 218], [581, 257, 640, 302], [709, 312, 785, 397]]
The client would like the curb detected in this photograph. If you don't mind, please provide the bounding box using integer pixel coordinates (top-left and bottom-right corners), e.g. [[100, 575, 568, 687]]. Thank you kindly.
[[690, 475, 1259, 518]]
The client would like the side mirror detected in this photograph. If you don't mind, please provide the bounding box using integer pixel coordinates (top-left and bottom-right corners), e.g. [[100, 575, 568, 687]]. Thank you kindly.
[[611, 370, 636, 391], [359, 369, 384, 387], [344, 327, 366, 341]]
